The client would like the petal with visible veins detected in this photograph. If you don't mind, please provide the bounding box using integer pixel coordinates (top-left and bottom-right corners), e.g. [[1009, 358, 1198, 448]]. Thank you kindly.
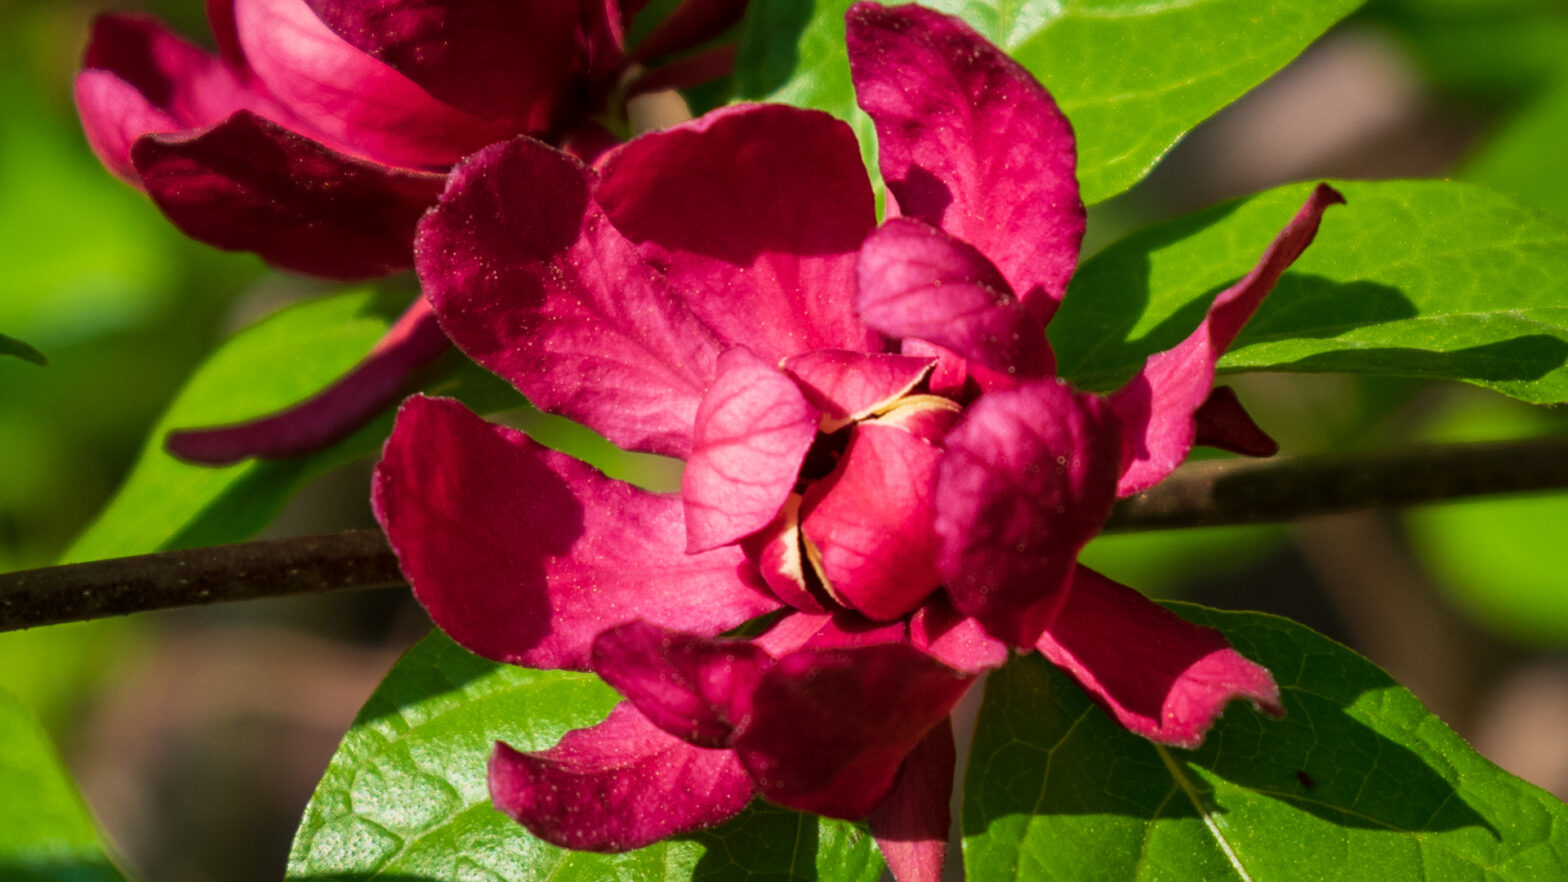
[[374, 396, 779, 670], [1038, 567, 1283, 748], [848, 2, 1083, 324], [490, 703, 754, 852], [592, 621, 770, 748], [683, 347, 820, 553], [869, 720, 956, 882], [596, 105, 880, 364], [935, 380, 1121, 647], [417, 137, 722, 458], [858, 218, 1053, 378]]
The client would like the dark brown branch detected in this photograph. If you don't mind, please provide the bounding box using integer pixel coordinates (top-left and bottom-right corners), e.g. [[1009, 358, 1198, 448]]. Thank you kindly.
[[1105, 435, 1568, 532], [5, 436, 1568, 632], [0, 531, 404, 632]]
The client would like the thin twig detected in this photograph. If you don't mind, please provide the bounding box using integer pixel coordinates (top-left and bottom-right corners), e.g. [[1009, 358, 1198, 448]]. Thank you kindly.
[[5, 436, 1568, 632], [0, 531, 404, 632]]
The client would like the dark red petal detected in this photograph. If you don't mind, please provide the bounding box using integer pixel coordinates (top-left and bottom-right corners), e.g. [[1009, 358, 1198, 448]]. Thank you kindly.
[[373, 396, 779, 670], [595, 104, 880, 364], [848, 2, 1083, 324], [740, 495, 829, 614], [625, 44, 737, 97], [233, 0, 520, 168], [935, 380, 1122, 647], [132, 110, 444, 278], [869, 720, 956, 882], [801, 423, 944, 621], [1038, 567, 1283, 749], [858, 217, 1054, 378], [782, 349, 934, 428], [683, 347, 820, 553], [165, 297, 449, 463], [731, 643, 972, 819], [490, 703, 754, 851], [302, 0, 596, 127], [592, 621, 770, 748], [1112, 184, 1343, 495], [417, 136, 721, 458], [1193, 386, 1279, 458], [627, 0, 747, 63], [75, 13, 279, 182], [909, 596, 1008, 676]]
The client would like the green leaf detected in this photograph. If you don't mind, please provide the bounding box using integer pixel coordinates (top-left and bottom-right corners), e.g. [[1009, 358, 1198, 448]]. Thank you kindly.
[[731, 0, 1363, 204], [60, 289, 404, 563], [287, 631, 884, 881], [1053, 180, 1568, 403], [964, 603, 1568, 880], [1464, 74, 1568, 221], [0, 687, 129, 882], [1, 332, 46, 366]]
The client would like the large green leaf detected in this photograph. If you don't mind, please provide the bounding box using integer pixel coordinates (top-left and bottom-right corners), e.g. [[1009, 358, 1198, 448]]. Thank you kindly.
[[287, 631, 884, 881], [61, 290, 519, 564], [1053, 180, 1568, 403], [964, 603, 1568, 880], [0, 687, 129, 882], [732, 0, 1362, 204]]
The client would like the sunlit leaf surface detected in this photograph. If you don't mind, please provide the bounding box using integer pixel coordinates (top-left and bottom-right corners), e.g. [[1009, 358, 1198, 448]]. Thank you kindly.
[[287, 632, 885, 881], [965, 604, 1568, 880]]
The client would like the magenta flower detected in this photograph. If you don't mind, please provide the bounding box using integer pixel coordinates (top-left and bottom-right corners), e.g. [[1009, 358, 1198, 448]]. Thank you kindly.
[[373, 4, 1340, 880], [77, 0, 745, 464]]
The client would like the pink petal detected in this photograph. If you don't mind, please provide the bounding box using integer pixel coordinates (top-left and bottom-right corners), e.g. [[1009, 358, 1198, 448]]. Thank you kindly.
[[869, 720, 955, 882], [1111, 184, 1343, 495], [908, 596, 1008, 675], [731, 643, 972, 819], [132, 110, 444, 278], [935, 380, 1122, 648], [750, 610, 908, 657], [231, 0, 520, 168], [165, 296, 449, 463], [848, 3, 1083, 324], [740, 495, 830, 614], [595, 104, 881, 364], [1037, 567, 1283, 749], [858, 218, 1054, 378], [683, 347, 821, 553], [373, 395, 779, 670], [490, 702, 754, 851], [74, 13, 278, 182], [417, 136, 721, 458], [801, 423, 944, 621], [782, 349, 934, 429], [302, 0, 598, 128], [1193, 386, 1278, 458], [591, 621, 770, 748]]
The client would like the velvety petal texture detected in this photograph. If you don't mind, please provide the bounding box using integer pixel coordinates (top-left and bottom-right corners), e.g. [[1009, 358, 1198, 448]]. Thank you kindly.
[[373, 396, 778, 670], [594, 105, 880, 364], [730, 643, 972, 819], [868, 720, 956, 882], [418, 137, 721, 458], [848, 2, 1083, 323], [1037, 567, 1284, 748], [134, 111, 446, 278], [935, 380, 1122, 647], [301, 0, 594, 128], [1112, 184, 1344, 495], [490, 702, 754, 851], [592, 621, 769, 748], [858, 218, 1054, 378], [683, 347, 820, 553], [166, 297, 449, 463]]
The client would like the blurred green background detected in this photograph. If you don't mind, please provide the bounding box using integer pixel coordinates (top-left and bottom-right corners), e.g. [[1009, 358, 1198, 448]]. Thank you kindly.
[[3, 0, 1568, 879]]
